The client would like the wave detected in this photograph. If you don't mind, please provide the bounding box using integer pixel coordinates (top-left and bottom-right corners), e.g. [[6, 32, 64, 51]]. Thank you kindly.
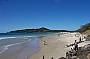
[[23, 36, 39, 38], [0, 39, 31, 55], [0, 37, 17, 40], [0, 35, 38, 40], [0, 35, 40, 54]]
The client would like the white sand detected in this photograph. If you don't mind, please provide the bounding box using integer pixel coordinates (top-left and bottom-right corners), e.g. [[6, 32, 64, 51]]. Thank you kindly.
[[30, 32, 87, 59]]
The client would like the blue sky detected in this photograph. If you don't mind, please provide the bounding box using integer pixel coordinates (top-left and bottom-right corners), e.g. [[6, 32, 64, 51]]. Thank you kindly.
[[0, 0, 90, 33]]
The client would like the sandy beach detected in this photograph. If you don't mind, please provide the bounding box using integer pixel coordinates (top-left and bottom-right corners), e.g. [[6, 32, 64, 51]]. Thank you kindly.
[[30, 35, 67, 59], [30, 32, 86, 59], [0, 32, 89, 59]]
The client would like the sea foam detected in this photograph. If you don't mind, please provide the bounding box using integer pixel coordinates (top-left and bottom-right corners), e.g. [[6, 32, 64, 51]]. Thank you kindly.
[[0, 39, 31, 55], [0, 37, 17, 40]]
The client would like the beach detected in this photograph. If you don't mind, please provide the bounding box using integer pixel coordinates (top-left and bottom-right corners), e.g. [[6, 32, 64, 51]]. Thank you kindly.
[[0, 32, 89, 59], [30, 35, 67, 59], [0, 36, 40, 59], [30, 32, 87, 59]]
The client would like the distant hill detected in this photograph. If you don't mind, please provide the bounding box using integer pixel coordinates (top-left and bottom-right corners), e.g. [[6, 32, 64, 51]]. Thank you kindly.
[[8, 27, 74, 33], [76, 23, 90, 35]]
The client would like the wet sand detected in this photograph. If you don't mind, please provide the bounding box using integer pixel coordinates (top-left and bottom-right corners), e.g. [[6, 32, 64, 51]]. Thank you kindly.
[[0, 38, 40, 59]]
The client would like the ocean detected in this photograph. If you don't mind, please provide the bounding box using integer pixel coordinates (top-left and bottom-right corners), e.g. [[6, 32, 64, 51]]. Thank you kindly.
[[0, 32, 56, 59]]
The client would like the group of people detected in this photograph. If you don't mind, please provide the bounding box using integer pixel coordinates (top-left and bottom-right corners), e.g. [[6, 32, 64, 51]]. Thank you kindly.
[[66, 40, 80, 59], [43, 40, 47, 45], [65, 34, 87, 59]]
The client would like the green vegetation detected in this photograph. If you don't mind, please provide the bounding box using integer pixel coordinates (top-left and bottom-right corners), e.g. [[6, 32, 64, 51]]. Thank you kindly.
[[7, 22, 90, 34], [77, 23, 90, 32], [76, 23, 90, 35], [8, 27, 74, 33]]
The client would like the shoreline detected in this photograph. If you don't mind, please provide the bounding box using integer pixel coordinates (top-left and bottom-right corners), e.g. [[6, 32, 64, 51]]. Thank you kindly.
[[0, 32, 89, 59], [29, 32, 89, 59], [30, 33, 73, 59], [0, 37, 40, 59]]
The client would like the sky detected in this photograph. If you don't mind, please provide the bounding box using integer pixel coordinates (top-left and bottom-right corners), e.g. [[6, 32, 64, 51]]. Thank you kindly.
[[0, 0, 90, 33]]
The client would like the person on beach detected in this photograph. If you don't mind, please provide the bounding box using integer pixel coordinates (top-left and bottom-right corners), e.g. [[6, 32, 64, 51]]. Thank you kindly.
[[51, 57, 54, 59], [74, 40, 78, 46], [69, 48, 74, 57], [58, 33, 60, 36], [70, 48, 74, 53], [43, 41, 47, 45], [43, 56, 44, 59], [74, 44, 78, 52], [66, 52, 69, 59], [79, 37, 82, 42], [74, 40, 78, 52], [69, 51, 73, 59]]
